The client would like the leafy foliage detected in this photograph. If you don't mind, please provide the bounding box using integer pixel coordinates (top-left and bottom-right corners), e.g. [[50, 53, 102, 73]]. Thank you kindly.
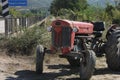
[[0, 6, 2, 15], [10, 8, 22, 17], [4, 26, 50, 55], [105, 4, 115, 18], [50, 0, 88, 16]]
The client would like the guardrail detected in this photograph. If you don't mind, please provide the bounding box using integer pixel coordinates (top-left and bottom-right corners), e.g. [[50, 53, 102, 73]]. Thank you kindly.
[[4, 16, 46, 36]]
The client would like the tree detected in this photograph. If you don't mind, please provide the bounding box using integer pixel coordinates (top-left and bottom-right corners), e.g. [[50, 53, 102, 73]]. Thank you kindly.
[[50, 0, 88, 15], [10, 8, 22, 17], [0, 5, 2, 15], [105, 4, 115, 17]]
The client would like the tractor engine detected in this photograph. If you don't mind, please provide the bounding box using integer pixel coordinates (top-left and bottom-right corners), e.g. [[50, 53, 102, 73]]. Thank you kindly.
[[48, 19, 94, 54]]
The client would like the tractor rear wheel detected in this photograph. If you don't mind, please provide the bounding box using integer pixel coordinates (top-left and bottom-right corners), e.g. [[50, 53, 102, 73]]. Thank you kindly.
[[105, 29, 120, 71], [36, 45, 45, 74], [80, 50, 96, 80]]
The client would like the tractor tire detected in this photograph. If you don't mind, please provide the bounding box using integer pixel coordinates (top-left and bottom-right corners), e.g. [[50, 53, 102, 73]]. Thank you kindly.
[[105, 29, 120, 71], [36, 45, 45, 74], [80, 50, 96, 80], [67, 58, 80, 67], [93, 42, 105, 57]]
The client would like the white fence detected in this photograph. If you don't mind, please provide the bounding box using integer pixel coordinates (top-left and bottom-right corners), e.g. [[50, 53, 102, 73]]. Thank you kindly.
[[0, 19, 5, 34], [0, 16, 45, 36]]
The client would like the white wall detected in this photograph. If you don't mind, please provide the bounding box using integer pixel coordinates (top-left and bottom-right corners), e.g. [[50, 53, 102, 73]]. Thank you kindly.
[[0, 19, 5, 34]]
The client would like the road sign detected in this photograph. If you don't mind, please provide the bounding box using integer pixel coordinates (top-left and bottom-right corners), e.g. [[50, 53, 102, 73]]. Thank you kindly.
[[8, 0, 27, 6]]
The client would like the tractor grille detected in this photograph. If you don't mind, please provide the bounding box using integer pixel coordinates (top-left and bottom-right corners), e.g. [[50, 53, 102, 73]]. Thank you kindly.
[[52, 27, 71, 47], [62, 27, 71, 47], [52, 29, 56, 47]]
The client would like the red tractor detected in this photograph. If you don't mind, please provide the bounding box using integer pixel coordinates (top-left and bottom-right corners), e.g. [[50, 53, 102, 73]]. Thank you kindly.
[[36, 19, 120, 80]]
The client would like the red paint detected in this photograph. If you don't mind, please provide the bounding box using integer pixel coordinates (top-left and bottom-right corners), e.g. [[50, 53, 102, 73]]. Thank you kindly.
[[50, 46, 57, 53], [61, 47, 71, 54], [50, 19, 93, 54], [72, 21, 93, 34]]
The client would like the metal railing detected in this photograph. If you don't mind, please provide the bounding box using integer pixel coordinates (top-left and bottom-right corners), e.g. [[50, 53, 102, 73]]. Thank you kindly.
[[4, 16, 46, 36]]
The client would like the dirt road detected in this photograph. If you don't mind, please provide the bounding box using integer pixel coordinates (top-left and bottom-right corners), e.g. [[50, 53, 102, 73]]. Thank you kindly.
[[0, 51, 120, 80]]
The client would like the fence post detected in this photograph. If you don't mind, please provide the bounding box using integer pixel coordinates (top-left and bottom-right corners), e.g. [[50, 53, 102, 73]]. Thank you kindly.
[[14, 18, 17, 32], [5, 18, 8, 36], [10, 18, 13, 33]]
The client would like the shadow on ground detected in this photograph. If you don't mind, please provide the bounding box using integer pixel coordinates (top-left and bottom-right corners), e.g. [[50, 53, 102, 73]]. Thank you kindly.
[[5, 64, 120, 80], [5, 64, 79, 80], [94, 68, 120, 75]]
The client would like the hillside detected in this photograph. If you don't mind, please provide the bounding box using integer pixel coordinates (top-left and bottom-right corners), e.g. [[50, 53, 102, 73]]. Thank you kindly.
[[27, 0, 53, 8], [24, 0, 115, 9], [88, 0, 115, 7], [0, 0, 115, 9]]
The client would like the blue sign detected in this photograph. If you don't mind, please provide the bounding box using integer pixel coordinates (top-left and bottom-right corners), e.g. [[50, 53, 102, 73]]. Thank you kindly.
[[8, 0, 27, 6]]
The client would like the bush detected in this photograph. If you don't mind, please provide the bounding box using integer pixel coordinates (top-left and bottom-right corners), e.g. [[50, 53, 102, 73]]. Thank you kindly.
[[112, 9, 120, 25], [4, 26, 50, 55]]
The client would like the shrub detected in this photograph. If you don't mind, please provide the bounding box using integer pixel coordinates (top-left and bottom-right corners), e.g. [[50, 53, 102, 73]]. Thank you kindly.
[[4, 26, 50, 55]]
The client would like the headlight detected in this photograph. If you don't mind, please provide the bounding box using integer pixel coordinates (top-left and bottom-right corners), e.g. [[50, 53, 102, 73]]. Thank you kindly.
[[73, 27, 78, 32], [47, 26, 52, 32]]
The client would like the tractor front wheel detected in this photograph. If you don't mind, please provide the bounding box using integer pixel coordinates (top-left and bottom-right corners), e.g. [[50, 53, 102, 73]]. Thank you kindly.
[[80, 50, 96, 80], [67, 58, 80, 67], [36, 45, 45, 74]]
